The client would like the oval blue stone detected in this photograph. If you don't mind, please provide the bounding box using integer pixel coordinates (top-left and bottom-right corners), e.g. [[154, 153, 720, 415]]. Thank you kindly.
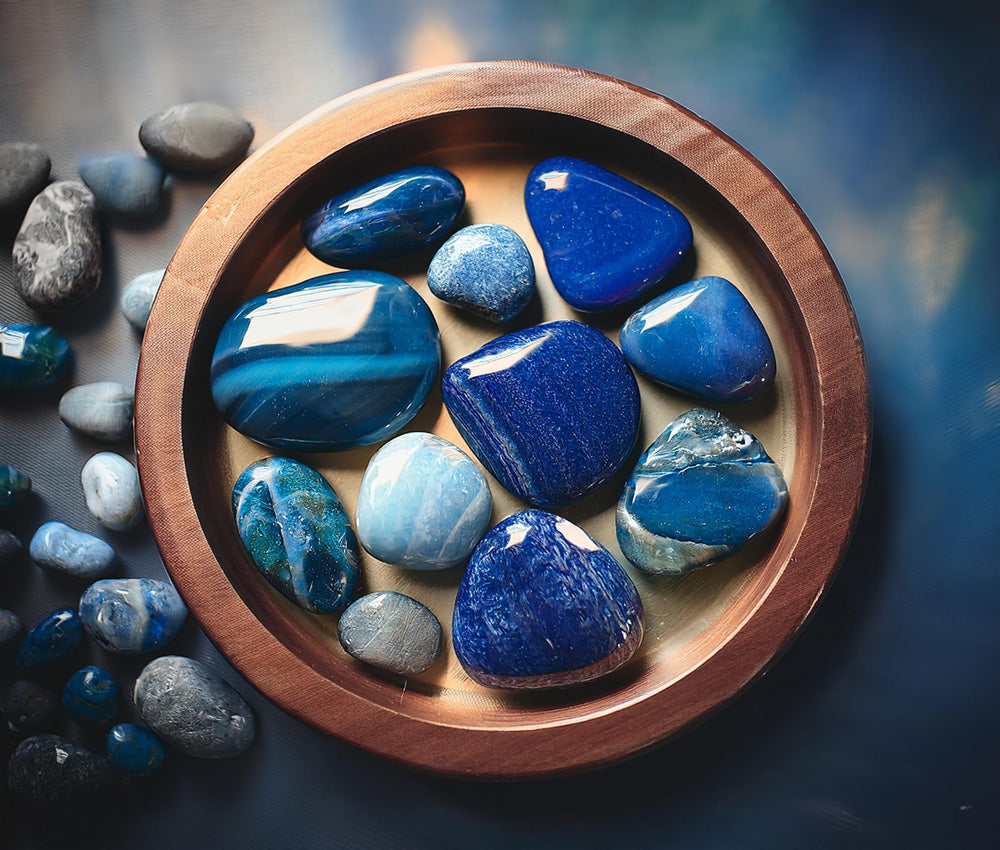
[[0, 463, 31, 509], [302, 166, 465, 266], [107, 723, 165, 776], [63, 665, 119, 726], [0, 323, 71, 390], [78, 578, 187, 655], [17, 608, 83, 671], [210, 272, 440, 451]]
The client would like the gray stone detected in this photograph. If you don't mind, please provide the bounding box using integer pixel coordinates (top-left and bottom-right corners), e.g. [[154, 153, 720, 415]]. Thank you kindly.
[[133, 656, 255, 758], [78, 153, 164, 217], [29, 521, 115, 579], [4, 680, 58, 734], [59, 381, 133, 441], [0, 142, 50, 220], [12, 180, 102, 312], [120, 269, 164, 330], [0, 528, 21, 566], [338, 591, 443, 675], [139, 102, 253, 173], [0, 608, 25, 654], [7, 735, 116, 811], [80, 452, 144, 531]]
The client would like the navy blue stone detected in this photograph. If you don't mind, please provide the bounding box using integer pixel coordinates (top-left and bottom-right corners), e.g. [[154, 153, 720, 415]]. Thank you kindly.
[[453, 510, 643, 689], [233, 456, 360, 613], [302, 166, 465, 266], [441, 320, 639, 507], [211, 272, 440, 451], [62, 665, 118, 726], [107, 723, 165, 776], [616, 408, 788, 574], [0, 464, 31, 509], [17, 608, 83, 671], [78, 154, 165, 217], [0, 323, 71, 390], [620, 276, 776, 402], [525, 156, 692, 311]]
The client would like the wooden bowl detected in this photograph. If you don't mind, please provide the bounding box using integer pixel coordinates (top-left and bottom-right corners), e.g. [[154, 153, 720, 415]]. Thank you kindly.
[[135, 60, 870, 778]]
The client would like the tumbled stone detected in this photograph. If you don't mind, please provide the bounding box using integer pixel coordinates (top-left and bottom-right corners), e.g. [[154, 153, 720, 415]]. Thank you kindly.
[[78, 154, 164, 217], [7, 735, 116, 811], [0, 323, 71, 390], [211, 271, 440, 450], [442, 320, 639, 507], [78, 578, 187, 654], [80, 452, 144, 530], [62, 666, 118, 726], [617, 408, 789, 574], [4, 680, 58, 734], [0, 529, 21, 566], [0, 463, 31, 509], [139, 102, 253, 172], [338, 591, 442, 675], [356, 432, 491, 570], [107, 723, 164, 776], [12, 180, 102, 311], [29, 521, 115, 579], [233, 457, 360, 612], [0, 608, 25, 655], [17, 609, 82, 671], [302, 165, 464, 266], [0, 142, 50, 220], [59, 381, 133, 441], [453, 510, 643, 689], [133, 656, 255, 759], [120, 269, 164, 330]]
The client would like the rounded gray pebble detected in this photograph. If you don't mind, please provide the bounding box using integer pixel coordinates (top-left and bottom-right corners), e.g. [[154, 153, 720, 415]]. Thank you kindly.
[[7, 734, 116, 811], [29, 521, 115, 579], [80, 452, 144, 531], [78, 153, 164, 218], [139, 102, 253, 172], [0, 608, 25, 654], [0, 528, 22, 566], [0, 142, 50, 220], [120, 269, 164, 330], [59, 381, 134, 441], [338, 591, 443, 675]]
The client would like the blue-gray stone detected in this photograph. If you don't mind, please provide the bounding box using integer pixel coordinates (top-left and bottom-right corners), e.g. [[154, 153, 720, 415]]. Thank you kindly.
[[4, 680, 58, 734], [0, 323, 71, 390], [29, 521, 115, 579], [617, 408, 789, 574], [107, 723, 165, 776], [62, 665, 118, 726], [133, 656, 255, 759], [78, 154, 164, 217], [0, 464, 31, 509], [17, 608, 83, 670], [7, 735, 116, 811], [78, 578, 187, 655], [139, 102, 254, 173], [338, 591, 443, 675], [0, 142, 50, 220], [426, 223, 535, 322], [356, 432, 492, 571], [1, 608, 25, 655], [80, 452, 144, 531], [120, 269, 164, 330], [59, 381, 133, 441], [1, 529, 22, 565]]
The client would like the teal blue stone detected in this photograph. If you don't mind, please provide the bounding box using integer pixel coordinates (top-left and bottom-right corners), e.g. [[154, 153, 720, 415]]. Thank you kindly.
[[0, 463, 31, 509], [17, 608, 83, 670], [616, 408, 788, 574], [0, 323, 70, 390], [233, 456, 360, 613], [107, 724, 165, 776], [62, 665, 118, 726]]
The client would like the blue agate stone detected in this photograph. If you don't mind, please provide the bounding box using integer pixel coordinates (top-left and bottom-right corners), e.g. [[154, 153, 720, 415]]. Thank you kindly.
[[233, 456, 360, 613], [17, 608, 83, 670], [302, 166, 465, 266], [107, 723, 165, 776], [29, 521, 116, 579], [620, 276, 776, 402], [524, 156, 692, 311], [211, 272, 440, 451], [617, 408, 788, 574], [0, 323, 71, 390], [338, 591, 443, 675], [78, 578, 187, 654], [0, 463, 31, 509], [441, 320, 640, 507], [453, 510, 643, 689], [63, 665, 118, 726]]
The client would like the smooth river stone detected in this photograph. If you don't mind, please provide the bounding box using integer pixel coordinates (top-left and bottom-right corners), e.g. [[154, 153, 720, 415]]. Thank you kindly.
[[62, 665, 118, 726], [617, 408, 789, 575], [338, 591, 443, 675], [80, 452, 144, 531], [12, 180, 102, 311], [0, 463, 31, 509], [302, 165, 464, 266], [120, 268, 164, 330], [620, 276, 776, 402], [29, 521, 115, 579], [7, 735, 116, 811], [139, 101, 254, 172], [1, 529, 22, 566], [133, 656, 256, 759], [78, 154, 164, 217], [107, 723, 165, 776], [0, 142, 50, 220], [211, 271, 440, 451], [233, 457, 360, 613], [0, 323, 71, 390], [356, 432, 492, 570], [525, 156, 692, 311], [59, 381, 133, 441], [453, 510, 643, 689], [442, 320, 640, 508], [17, 609, 83, 671], [4, 680, 58, 734], [78, 578, 187, 654]]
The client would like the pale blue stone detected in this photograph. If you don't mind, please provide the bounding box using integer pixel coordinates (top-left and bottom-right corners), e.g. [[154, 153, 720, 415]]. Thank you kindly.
[[79, 578, 187, 654], [80, 452, 144, 531], [120, 269, 164, 331], [338, 591, 443, 675], [59, 382, 133, 441], [29, 522, 115, 579]]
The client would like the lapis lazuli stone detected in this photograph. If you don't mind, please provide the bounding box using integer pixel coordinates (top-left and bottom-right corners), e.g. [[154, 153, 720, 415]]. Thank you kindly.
[[107, 723, 165, 776], [302, 166, 465, 266], [211, 272, 440, 451], [338, 591, 443, 675], [29, 521, 115, 579], [78, 578, 187, 654], [233, 456, 360, 613], [17, 608, 83, 670], [617, 408, 788, 575], [442, 320, 640, 508], [453, 510, 643, 689], [620, 276, 776, 402], [62, 665, 119, 726], [525, 156, 692, 311], [0, 323, 71, 390], [0, 463, 31, 509]]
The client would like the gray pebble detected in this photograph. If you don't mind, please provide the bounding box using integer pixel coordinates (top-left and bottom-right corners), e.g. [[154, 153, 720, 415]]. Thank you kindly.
[[78, 154, 164, 218], [0, 608, 25, 654], [59, 381, 133, 441], [139, 102, 253, 172], [0, 529, 21, 566], [80, 452, 144, 531], [12, 180, 102, 312], [133, 656, 255, 758], [29, 521, 115, 579], [4, 680, 58, 734], [120, 269, 164, 330], [7, 734, 116, 811], [0, 142, 50, 220], [338, 591, 443, 675]]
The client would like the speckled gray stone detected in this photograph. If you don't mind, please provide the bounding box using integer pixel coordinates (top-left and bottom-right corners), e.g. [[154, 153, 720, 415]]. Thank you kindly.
[[7, 735, 116, 811], [133, 656, 255, 758], [120, 269, 164, 330], [0, 143, 50, 220], [0, 529, 21, 566], [0, 608, 25, 655], [59, 382, 133, 441], [139, 102, 253, 173], [29, 521, 115, 579], [78, 153, 164, 217], [80, 452, 144, 531], [338, 591, 443, 675]]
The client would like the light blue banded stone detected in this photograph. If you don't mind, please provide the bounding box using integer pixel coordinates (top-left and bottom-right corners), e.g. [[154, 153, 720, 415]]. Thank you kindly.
[[78, 578, 187, 654], [107, 724, 165, 776], [356, 432, 491, 570], [120, 269, 164, 330], [17, 608, 83, 670], [616, 408, 788, 574], [0, 463, 31, 509], [338, 591, 443, 675], [0, 323, 71, 390], [59, 382, 134, 441], [29, 521, 115, 579], [80, 452, 144, 531], [62, 665, 118, 726]]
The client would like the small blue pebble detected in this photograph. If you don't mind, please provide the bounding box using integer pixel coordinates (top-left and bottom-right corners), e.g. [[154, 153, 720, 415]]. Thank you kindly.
[[107, 723, 165, 776], [29, 521, 115, 579], [63, 665, 118, 725], [78, 154, 165, 218], [0, 323, 72, 391], [17, 608, 83, 670], [120, 269, 164, 331], [0, 463, 31, 509]]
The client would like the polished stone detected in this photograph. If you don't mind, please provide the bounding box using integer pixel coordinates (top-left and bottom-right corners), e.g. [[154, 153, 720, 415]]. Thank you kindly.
[[59, 381, 133, 441], [338, 591, 443, 675], [80, 452, 144, 530], [120, 269, 164, 330], [78, 578, 187, 654], [139, 101, 253, 172], [0, 608, 25, 655], [4, 680, 58, 734], [62, 665, 118, 726], [427, 223, 535, 322], [0, 463, 31, 509], [211, 271, 440, 451], [356, 432, 492, 570], [441, 320, 640, 507], [453, 510, 643, 689], [107, 723, 165, 776], [29, 521, 115, 579], [233, 456, 360, 613], [78, 154, 164, 217], [0, 142, 50, 220], [7, 735, 116, 811], [617, 408, 789, 574], [302, 166, 464, 266], [0, 323, 71, 390], [17, 608, 83, 670], [525, 156, 692, 311], [0, 529, 21, 566]]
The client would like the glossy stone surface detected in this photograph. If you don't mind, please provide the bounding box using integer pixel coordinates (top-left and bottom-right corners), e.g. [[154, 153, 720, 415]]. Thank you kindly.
[[356, 432, 492, 570], [133, 656, 256, 759], [139, 101, 253, 172], [62, 665, 118, 726], [80, 452, 144, 530], [427, 223, 535, 322], [120, 268, 164, 330], [7, 735, 116, 811], [29, 521, 115, 579], [0, 529, 21, 566], [78, 154, 164, 217], [453, 510, 643, 689], [17, 608, 83, 670], [442, 320, 640, 507], [0, 608, 25, 655], [233, 457, 360, 613], [302, 166, 464, 266], [0, 463, 31, 509], [0, 323, 71, 390], [78, 578, 187, 654], [525, 156, 692, 311], [0, 142, 50, 220], [107, 723, 165, 777], [59, 381, 133, 441], [617, 408, 789, 574], [338, 591, 443, 675], [211, 271, 440, 451], [4, 680, 58, 734]]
